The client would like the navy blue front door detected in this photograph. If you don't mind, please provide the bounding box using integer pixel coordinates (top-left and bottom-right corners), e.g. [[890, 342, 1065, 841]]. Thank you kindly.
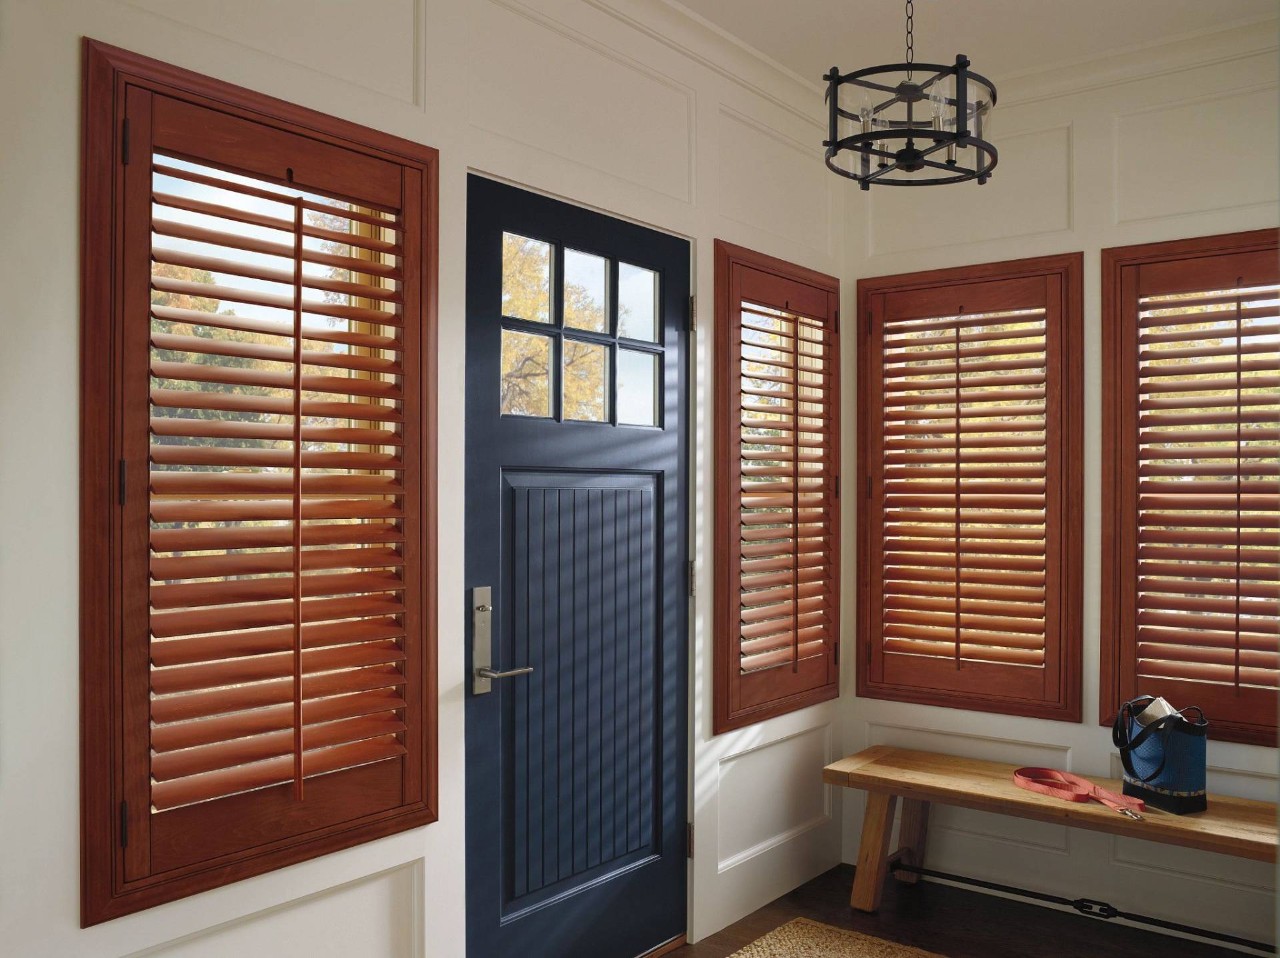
[[464, 176, 689, 958]]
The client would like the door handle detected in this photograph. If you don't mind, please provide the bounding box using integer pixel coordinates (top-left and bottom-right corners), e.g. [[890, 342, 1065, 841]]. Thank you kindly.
[[476, 666, 534, 680], [472, 586, 534, 695]]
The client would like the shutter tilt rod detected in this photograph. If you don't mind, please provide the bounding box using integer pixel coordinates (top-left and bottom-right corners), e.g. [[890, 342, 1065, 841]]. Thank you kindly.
[[889, 861, 1274, 954]]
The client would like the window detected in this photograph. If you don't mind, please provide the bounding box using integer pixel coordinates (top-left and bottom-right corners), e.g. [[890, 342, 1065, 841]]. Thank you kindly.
[[1101, 230, 1279, 746], [81, 41, 438, 924], [713, 241, 840, 733], [857, 255, 1082, 720], [499, 232, 662, 426]]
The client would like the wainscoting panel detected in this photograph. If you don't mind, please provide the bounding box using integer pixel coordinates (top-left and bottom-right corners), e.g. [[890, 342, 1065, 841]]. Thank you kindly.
[[866, 124, 1072, 257], [717, 724, 833, 872], [716, 106, 833, 257], [132, 863, 420, 958], [1114, 85, 1279, 224], [468, 0, 694, 202], [121, 0, 422, 104]]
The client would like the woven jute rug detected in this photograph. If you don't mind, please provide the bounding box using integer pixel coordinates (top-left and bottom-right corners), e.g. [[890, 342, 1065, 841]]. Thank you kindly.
[[728, 918, 948, 958]]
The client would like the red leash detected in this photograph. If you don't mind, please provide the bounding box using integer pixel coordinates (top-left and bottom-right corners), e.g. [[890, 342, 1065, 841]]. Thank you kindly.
[[1014, 767, 1145, 820]]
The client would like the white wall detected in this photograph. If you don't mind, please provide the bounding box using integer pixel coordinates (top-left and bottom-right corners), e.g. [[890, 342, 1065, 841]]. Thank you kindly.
[[0, 0, 843, 954], [0, 1, 1274, 955], [838, 21, 1280, 950]]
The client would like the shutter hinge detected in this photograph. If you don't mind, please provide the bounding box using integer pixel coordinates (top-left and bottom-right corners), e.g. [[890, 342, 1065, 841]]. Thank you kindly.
[[118, 459, 127, 505], [834, 308, 840, 335], [687, 558, 696, 598], [121, 117, 130, 166], [865, 476, 872, 499], [119, 800, 129, 848], [688, 294, 696, 332], [866, 310, 872, 335], [835, 474, 840, 499], [833, 639, 840, 666], [686, 822, 694, 859]]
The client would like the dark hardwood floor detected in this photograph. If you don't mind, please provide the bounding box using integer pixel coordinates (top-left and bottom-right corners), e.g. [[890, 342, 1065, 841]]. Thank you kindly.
[[675, 865, 1250, 958]]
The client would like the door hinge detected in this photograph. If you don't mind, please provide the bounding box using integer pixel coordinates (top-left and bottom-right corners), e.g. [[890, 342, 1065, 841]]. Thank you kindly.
[[686, 822, 694, 859], [122, 117, 130, 166], [687, 559, 696, 598], [119, 800, 129, 848], [118, 459, 127, 505], [688, 294, 697, 332]]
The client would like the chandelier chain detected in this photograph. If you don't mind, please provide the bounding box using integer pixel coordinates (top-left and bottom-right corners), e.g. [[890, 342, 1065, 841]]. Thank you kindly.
[[904, 0, 914, 77]]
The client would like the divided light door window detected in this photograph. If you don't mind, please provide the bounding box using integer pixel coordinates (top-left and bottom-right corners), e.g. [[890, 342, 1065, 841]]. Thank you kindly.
[[81, 43, 437, 924], [714, 241, 840, 733], [857, 255, 1082, 720], [1101, 231, 1279, 746]]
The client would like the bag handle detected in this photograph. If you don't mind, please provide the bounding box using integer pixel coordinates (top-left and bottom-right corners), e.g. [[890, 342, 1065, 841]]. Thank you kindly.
[[1112, 698, 1206, 784]]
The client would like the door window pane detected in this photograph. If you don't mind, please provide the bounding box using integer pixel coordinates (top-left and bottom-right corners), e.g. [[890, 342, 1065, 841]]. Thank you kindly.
[[617, 349, 658, 426], [501, 329, 553, 417], [503, 232, 552, 323], [618, 263, 658, 342], [563, 339, 609, 421], [564, 248, 608, 333]]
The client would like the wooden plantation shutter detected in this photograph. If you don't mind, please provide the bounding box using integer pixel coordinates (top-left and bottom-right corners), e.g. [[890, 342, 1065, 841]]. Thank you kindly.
[[81, 42, 438, 924], [714, 242, 840, 733], [857, 255, 1082, 720], [1101, 230, 1279, 746]]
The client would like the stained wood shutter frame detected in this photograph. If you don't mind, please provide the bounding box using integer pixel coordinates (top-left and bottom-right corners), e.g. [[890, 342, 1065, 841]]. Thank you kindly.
[[856, 254, 1083, 720], [713, 241, 841, 734], [81, 40, 439, 925], [1101, 230, 1279, 746]]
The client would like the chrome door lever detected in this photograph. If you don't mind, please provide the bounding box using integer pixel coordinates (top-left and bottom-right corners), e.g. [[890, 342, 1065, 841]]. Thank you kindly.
[[476, 666, 534, 680], [472, 586, 534, 694]]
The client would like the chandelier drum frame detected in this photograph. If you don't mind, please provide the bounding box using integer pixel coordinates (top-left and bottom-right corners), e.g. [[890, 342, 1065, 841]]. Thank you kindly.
[[824, 54, 998, 189]]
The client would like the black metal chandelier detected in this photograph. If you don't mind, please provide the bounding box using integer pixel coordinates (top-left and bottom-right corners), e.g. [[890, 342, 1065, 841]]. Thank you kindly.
[[823, 1, 997, 189]]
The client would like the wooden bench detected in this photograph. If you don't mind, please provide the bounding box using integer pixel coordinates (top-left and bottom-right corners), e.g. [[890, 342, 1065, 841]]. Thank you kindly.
[[824, 745, 1278, 913]]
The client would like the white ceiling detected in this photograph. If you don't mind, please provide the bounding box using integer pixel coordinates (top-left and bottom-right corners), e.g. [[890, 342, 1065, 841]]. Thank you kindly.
[[671, 0, 1277, 85]]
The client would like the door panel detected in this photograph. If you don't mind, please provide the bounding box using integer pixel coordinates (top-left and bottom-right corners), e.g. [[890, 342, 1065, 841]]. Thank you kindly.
[[504, 472, 658, 910], [465, 176, 689, 958]]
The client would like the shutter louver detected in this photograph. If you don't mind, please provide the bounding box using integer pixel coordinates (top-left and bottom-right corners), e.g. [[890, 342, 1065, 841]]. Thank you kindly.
[[1134, 283, 1280, 693], [858, 257, 1082, 721], [714, 242, 840, 733], [879, 307, 1050, 671], [737, 303, 837, 675], [146, 155, 409, 812]]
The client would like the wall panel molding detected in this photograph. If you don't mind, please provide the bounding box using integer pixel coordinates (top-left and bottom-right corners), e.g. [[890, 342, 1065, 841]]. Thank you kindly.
[[716, 724, 833, 872], [715, 105, 834, 256], [865, 124, 1073, 258], [1113, 83, 1280, 225], [470, 0, 696, 203], [582, 0, 823, 129], [120, 0, 424, 105]]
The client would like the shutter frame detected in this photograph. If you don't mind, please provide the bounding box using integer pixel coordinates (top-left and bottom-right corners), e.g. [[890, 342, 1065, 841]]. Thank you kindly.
[[856, 254, 1083, 721], [80, 39, 439, 925], [713, 241, 841, 734], [1100, 230, 1279, 747]]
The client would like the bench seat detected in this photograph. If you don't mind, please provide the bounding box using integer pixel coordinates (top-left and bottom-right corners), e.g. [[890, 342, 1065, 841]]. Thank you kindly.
[[823, 745, 1277, 912]]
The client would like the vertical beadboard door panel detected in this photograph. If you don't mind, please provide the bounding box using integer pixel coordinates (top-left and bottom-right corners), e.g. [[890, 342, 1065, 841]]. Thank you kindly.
[[503, 474, 659, 904]]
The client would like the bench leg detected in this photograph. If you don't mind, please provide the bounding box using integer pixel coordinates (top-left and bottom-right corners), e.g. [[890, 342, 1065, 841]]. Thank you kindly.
[[851, 792, 898, 912], [894, 799, 930, 884]]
